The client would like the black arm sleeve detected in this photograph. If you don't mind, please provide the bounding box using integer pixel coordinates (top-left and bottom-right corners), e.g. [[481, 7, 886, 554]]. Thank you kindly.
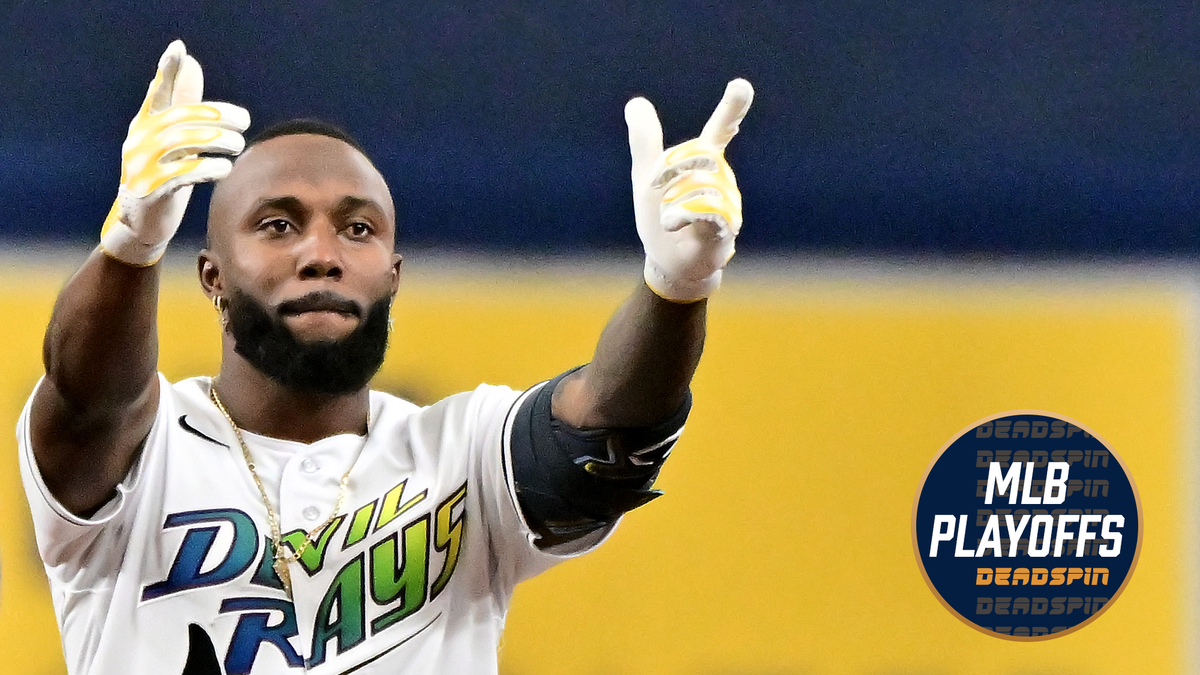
[[509, 368, 690, 548]]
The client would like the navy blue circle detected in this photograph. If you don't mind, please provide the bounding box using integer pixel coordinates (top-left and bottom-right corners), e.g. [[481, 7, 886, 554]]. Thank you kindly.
[[914, 413, 1140, 640]]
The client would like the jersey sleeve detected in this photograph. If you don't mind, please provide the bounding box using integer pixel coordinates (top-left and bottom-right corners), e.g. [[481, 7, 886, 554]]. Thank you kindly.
[[506, 369, 686, 548], [466, 382, 618, 593], [16, 373, 172, 582]]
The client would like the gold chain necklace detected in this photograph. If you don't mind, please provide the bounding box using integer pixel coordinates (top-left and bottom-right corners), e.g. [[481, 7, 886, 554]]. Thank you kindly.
[[209, 382, 369, 597]]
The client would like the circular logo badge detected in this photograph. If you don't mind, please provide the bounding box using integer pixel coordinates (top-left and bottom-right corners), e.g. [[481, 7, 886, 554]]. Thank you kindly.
[[913, 411, 1141, 640]]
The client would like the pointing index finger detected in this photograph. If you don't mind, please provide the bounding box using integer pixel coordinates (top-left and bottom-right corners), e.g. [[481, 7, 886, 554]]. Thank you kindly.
[[145, 40, 188, 115], [700, 78, 754, 151]]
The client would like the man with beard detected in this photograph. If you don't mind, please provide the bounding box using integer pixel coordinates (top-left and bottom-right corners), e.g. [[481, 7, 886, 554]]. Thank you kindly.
[[18, 41, 753, 674]]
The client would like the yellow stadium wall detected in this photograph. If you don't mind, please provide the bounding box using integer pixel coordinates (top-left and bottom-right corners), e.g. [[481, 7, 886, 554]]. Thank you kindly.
[[0, 254, 1194, 674]]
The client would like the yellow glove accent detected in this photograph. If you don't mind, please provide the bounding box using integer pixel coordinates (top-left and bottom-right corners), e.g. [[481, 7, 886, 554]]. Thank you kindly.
[[626, 79, 753, 302], [100, 40, 250, 266], [658, 141, 742, 235]]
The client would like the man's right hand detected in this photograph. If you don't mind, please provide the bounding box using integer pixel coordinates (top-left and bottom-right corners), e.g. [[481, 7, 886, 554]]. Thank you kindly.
[[31, 40, 247, 516], [99, 40, 250, 267]]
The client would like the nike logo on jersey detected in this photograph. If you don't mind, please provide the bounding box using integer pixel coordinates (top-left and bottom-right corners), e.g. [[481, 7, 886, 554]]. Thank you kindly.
[[178, 415, 229, 448]]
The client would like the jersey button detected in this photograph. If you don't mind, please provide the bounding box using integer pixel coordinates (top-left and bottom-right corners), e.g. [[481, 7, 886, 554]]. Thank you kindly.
[[301, 458, 319, 474], [302, 506, 320, 521]]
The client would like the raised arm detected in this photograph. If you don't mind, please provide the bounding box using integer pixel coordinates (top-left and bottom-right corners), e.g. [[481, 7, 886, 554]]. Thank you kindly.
[[554, 79, 754, 428], [29, 41, 249, 516], [510, 81, 753, 547]]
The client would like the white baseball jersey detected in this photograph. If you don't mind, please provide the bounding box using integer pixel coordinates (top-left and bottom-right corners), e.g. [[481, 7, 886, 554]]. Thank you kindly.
[[18, 375, 613, 674]]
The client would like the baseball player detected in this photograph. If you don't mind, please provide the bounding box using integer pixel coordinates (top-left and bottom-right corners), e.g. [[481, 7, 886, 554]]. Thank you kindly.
[[18, 41, 753, 674]]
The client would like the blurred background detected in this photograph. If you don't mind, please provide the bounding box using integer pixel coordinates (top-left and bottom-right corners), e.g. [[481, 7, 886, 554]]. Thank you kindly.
[[1, 1, 1198, 673]]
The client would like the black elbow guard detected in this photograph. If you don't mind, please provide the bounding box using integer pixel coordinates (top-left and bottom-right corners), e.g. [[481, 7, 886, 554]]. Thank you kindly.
[[509, 372, 690, 546]]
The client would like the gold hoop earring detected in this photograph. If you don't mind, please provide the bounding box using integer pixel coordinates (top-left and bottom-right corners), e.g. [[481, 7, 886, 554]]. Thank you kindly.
[[213, 295, 229, 330]]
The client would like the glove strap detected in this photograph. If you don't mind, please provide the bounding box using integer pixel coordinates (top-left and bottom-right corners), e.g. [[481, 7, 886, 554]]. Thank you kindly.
[[643, 257, 722, 303], [98, 201, 169, 267]]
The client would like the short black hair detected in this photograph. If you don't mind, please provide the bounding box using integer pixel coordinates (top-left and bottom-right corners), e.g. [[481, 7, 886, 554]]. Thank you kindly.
[[245, 118, 368, 155]]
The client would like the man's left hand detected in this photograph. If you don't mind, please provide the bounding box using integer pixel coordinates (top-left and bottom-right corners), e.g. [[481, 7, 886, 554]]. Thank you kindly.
[[626, 79, 754, 303]]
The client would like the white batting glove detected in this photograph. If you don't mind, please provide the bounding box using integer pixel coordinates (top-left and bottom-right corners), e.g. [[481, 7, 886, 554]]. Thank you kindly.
[[99, 40, 250, 266], [625, 79, 754, 303]]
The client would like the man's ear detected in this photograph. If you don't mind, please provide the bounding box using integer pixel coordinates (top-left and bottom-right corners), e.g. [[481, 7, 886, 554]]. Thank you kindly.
[[391, 253, 403, 295], [198, 249, 222, 299]]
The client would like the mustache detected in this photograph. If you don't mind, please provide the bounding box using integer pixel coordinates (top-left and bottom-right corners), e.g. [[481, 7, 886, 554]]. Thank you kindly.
[[276, 291, 362, 317], [226, 288, 391, 395]]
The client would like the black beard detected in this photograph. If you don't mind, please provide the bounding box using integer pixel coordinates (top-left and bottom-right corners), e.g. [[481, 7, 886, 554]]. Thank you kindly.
[[225, 288, 391, 396]]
